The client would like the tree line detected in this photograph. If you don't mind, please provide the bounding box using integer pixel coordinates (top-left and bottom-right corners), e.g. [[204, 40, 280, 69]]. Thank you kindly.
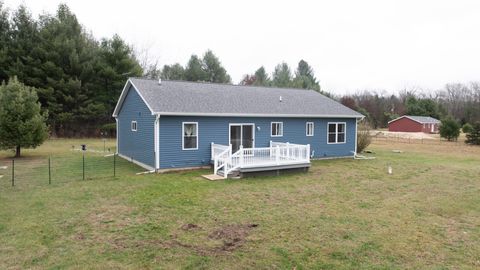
[[1, 2, 479, 142], [339, 83, 480, 130], [0, 3, 142, 136]]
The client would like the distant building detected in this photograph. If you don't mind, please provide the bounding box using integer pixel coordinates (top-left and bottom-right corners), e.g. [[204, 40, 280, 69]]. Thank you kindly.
[[388, 115, 440, 133]]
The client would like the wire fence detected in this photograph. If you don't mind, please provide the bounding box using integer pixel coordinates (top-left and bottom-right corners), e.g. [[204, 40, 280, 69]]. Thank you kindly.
[[0, 151, 143, 190], [371, 135, 471, 147]]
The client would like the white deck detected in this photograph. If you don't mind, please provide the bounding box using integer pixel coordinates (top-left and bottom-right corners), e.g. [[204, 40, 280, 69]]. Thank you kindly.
[[211, 142, 311, 178]]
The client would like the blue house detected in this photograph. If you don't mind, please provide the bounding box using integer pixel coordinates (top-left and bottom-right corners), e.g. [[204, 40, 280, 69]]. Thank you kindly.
[[113, 78, 363, 177]]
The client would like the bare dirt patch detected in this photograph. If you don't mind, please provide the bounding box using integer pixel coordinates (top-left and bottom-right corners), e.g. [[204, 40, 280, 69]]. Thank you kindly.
[[181, 223, 201, 231], [208, 223, 258, 252], [155, 223, 259, 255]]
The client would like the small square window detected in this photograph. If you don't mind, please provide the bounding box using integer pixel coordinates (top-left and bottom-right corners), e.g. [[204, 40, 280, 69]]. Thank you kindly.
[[306, 122, 314, 136], [271, 122, 283, 137], [131, 121, 137, 131]]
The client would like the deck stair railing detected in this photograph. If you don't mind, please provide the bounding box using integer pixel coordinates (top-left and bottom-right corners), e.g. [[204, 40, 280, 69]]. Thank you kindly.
[[211, 142, 310, 178]]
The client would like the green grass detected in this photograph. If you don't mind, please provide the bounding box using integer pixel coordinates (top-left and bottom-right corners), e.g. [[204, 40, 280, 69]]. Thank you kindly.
[[1, 139, 480, 269]]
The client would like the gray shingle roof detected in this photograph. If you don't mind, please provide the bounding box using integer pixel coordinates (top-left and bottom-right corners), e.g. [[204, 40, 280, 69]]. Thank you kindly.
[[390, 115, 441, 124], [114, 78, 363, 118]]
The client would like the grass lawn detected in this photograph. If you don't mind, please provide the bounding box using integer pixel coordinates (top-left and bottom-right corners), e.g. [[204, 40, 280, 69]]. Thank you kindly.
[[1, 139, 479, 269]]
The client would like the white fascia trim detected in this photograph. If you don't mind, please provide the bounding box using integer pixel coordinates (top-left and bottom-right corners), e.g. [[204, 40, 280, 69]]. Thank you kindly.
[[112, 79, 156, 117], [118, 153, 155, 171], [154, 112, 363, 119]]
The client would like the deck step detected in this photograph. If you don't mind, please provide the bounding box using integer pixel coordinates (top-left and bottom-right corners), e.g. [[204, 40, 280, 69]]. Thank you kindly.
[[216, 169, 241, 178]]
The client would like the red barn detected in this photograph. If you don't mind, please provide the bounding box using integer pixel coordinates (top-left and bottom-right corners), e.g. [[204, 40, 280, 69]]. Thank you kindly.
[[388, 115, 440, 133]]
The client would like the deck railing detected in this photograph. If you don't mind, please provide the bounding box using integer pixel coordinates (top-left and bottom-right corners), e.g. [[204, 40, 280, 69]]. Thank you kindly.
[[211, 142, 310, 178]]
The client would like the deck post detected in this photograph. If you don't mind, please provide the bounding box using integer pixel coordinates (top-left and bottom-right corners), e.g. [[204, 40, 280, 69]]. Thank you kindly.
[[307, 144, 311, 161], [276, 145, 280, 165], [239, 145, 244, 167], [286, 142, 290, 159], [211, 142, 214, 160]]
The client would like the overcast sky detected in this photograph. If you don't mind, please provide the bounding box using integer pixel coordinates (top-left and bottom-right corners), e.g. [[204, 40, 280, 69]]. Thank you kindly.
[[4, 0, 480, 94]]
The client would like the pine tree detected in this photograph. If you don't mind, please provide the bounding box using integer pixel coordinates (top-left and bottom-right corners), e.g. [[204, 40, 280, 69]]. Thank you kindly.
[[184, 55, 207, 82], [0, 2, 10, 83], [272, 62, 292, 88], [292, 60, 321, 91], [0, 78, 48, 157], [465, 122, 480, 145], [202, 50, 231, 83]]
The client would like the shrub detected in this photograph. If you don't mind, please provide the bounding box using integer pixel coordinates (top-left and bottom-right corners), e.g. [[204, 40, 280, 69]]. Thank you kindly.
[[356, 120, 372, 153], [100, 123, 116, 137], [462, 123, 473, 134], [465, 122, 480, 145], [439, 117, 460, 141]]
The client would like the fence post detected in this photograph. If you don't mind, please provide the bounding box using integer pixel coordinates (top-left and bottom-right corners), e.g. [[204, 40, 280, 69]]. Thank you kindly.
[[82, 152, 85, 181], [113, 153, 116, 178], [48, 157, 51, 184], [11, 159, 14, 187]]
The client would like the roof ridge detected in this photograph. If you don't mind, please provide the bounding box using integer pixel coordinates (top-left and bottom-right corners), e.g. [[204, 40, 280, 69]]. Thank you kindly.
[[129, 77, 319, 93]]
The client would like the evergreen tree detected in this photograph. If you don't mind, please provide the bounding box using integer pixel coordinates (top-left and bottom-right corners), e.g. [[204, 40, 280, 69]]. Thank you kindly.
[[8, 5, 42, 87], [0, 2, 10, 83], [253, 66, 271, 86], [272, 62, 292, 88], [202, 50, 231, 83], [465, 122, 480, 145], [184, 55, 207, 82], [161, 63, 185, 80], [292, 60, 321, 91], [0, 78, 48, 157], [439, 117, 460, 141]]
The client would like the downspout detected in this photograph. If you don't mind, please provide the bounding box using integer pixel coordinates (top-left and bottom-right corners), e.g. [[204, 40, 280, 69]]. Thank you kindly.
[[154, 114, 160, 171]]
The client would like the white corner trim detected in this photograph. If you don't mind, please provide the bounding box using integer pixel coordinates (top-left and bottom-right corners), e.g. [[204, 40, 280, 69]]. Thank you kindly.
[[154, 115, 160, 169]]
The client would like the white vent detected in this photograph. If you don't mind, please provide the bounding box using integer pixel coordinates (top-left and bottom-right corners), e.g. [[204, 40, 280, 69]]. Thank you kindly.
[[279, 96, 283, 102], [158, 78, 162, 85]]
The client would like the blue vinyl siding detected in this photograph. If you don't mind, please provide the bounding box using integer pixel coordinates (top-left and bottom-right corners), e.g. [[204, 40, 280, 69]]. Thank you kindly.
[[117, 86, 156, 168], [159, 116, 356, 169]]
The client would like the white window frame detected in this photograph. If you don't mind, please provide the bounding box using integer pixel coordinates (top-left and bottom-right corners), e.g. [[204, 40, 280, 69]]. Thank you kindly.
[[182, 122, 198, 150], [271, 122, 283, 137], [131, 121, 137, 132], [327, 122, 346, 144], [306, 122, 314, 136]]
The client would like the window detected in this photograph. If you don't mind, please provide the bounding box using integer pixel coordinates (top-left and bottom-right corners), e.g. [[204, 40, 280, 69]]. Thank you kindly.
[[306, 122, 314, 136], [182, 122, 198, 150], [131, 121, 137, 131], [327, 122, 346, 144], [271, 122, 283, 137]]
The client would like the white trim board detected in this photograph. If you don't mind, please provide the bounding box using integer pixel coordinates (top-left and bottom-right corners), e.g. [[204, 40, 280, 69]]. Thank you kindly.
[[154, 111, 363, 118]]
